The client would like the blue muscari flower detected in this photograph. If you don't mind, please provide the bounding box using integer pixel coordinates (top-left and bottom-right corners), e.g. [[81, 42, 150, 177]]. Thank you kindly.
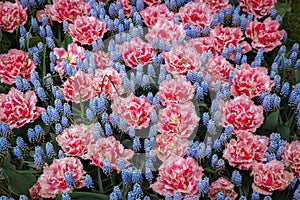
[[101, 112, 109, 124], [147, 92, 154, 104], [16, 137, 26, 150], [61, 116, 70, 128], [293, 184, 300, 200], [27, 128, 37, 143], [20, 26, 28, 39], [263, 196, 272, 200], [290, 52, 298, 63], [119, 118, 127, 132], [280, 82, 290, 97], [121, 168, 133, 186], [34, 146, 45, 166], [111, 113, 119, 127], [65, 171, 76, 187], [30, 17, 39, 32], [58, 150, 66, 159], [241, 55, 247, 64], [86, 108, 95, 121], [21, 0, 29, 8], [146, 148, 156, 161], [276, 15, 283, 23], [165, 192, 172, 200], [45, 25, 54, 37], [109, 3, 116, 17], [117, 157, 126, 171], [136, 71, 143, 85], [0, 137, 10, 153], [103, 159, 112, 174], [53, 100, 63, 113], [292, 43, 299, 52], [53, 89, 64, 100], [198, 177, 210, 196], [118, 24, 124, 33], [273, 95, 281, 108], [173, 16, 180, 25], [212, 13, 219, 26], [41, 112, 50, 125], [239, 197, 247, 200], [216, 192, 225, 200], [28, 0, 36, 8], [136, 0, 144, 11], [213, 139, 222, 151], [270, 9, 277, 17], [158, 73, 166, 85], [207, 120, 217, 135], [19, 195, 28, 200], [186, 141, 202, 159], [14, 146, 23, 159], [46, 37, 55, 49], [19, 37, 26, 49], [132, 169, 142, 183], [278, 45, 287, 55], [145, 159, 153, 169], [62, 192, 71, 200], [274, 74, 281, 89], [173, 191, 181, 200], [112, 186, 122, 199], [232, 11, 240, 25], [15, 76, 24, 91], [196, 86, 204, 100], [149, 126, 157, 138], [46, 142, 56, 158], [133, 137, 141, 151], [113, 19, 120, 30], [44, 73, 53, 90], [211, 154, 218, 167], [240, 15, 247, 30], [152, 96, 160, 106], [145, 167, 153, 182], [222, 47, 229, 59], [147, 64, 155, 77], [219, 12, 225, 25], [36, 87, 47, 101], [63, 103, 72, 117], [203, 26, 210, 35], [62, 20, 68, 33], [231, 170, 242, 186], [128, 126, 135, 138], [217, 158, 225, 168], [142, 75, 150, 90], [251, 192, 260, 200], [47, 106, 60, 123], [105, 123, 113, 136], [39, 25, 46, 38], [55, 123, 63, 134], [94, 122, 103, 140]]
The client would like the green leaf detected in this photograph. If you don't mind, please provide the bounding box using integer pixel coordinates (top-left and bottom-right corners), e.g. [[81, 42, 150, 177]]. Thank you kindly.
[[275, 3, 292, 17], [4, 170, 36, 196], [261, 111, 279, 131], [70, 192, 108, 200], [121, 139, 133, 149], [28, 36, 42, 47], [296, 70, 300, 83], [277, 125, 290, 140]]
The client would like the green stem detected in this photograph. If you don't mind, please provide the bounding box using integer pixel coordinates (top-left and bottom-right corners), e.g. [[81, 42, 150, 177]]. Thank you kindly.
[[97, 167, 104, 193], [100, 75, 122, 97]]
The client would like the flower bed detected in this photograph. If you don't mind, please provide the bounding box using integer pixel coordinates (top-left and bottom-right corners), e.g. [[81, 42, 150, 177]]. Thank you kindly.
[[0, 0, 300, 199]]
